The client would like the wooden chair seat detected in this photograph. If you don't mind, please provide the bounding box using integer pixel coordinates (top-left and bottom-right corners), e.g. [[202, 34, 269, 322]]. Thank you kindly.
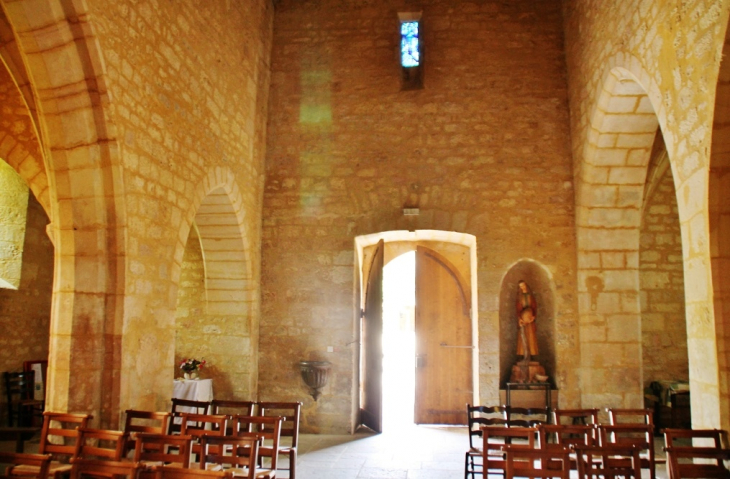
[[256, 402, 301, 479], [0, 452, 52, 479], [133, 433, 193, 479], [69, 459, 141, 479], [154, 466, 233, 479]]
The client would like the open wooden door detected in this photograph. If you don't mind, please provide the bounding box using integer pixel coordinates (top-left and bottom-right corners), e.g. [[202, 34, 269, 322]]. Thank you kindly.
[[414, 246, 472, 425], [360, 239, 384, 432]]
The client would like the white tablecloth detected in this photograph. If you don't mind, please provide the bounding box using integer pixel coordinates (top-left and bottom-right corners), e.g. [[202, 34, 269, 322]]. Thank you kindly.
[[173, 378, 213, 409]]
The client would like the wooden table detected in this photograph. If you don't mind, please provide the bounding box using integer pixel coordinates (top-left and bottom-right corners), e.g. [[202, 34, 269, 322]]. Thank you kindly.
[[505, 382, 551, 408]]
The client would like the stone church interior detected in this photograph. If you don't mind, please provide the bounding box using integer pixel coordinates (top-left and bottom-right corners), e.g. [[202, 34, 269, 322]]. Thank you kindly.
[[1, 0, 730, 475]]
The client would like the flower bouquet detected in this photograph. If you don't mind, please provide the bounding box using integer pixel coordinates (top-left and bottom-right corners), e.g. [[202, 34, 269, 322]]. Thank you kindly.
[[179, 358, 206, 379]]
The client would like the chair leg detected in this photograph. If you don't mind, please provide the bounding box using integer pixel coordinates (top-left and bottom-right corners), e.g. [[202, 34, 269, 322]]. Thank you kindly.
[[289, 449, 296, 479]]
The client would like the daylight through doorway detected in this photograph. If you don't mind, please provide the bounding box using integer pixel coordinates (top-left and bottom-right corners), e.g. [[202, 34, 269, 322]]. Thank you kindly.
[[382, 251, 416, 430]]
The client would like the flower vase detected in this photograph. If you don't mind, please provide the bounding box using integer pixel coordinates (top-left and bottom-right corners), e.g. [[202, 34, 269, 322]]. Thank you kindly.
[[184, 371, 199, 380]]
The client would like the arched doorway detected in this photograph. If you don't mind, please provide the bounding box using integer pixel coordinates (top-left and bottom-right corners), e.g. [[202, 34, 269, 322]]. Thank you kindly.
[[355, 230, 478, 432]]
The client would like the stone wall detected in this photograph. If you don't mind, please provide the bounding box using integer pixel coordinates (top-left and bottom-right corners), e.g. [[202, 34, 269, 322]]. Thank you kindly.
[[640, 154, 688, 387], [262, 0, 578, 433], [0, 191, 53, 425], [74, 0, 274, 422]]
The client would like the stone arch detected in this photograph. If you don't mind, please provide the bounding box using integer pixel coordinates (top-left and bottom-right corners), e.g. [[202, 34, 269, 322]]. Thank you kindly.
[[575, 65, 662, 410], [174, 166, 258, 399], [577, 57, 720, 428], [1, 1, 124, 426], [709, 19, 730, 432], [498, 259, 556, 388]]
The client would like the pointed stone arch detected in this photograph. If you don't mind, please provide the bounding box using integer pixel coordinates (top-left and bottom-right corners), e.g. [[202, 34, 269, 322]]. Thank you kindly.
[[1, 0, 124, 426], [174, 166, 258, 399], [576, 57, 721, 428]]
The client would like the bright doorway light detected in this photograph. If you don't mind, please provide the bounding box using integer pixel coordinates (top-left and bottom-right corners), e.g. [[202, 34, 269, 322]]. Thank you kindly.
[[382, 251, 416, 430]]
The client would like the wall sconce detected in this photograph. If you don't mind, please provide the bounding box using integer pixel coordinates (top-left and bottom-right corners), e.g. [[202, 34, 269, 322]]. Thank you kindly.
[[298, 360, 331, 401]]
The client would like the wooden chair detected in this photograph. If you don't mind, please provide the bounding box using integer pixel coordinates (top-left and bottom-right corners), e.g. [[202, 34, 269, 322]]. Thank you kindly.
[[6, 412, 91, 479], [552, 409, 599, 426], [168, 399, 211, 435], [0, 452, 52, 479], [504, 445, 570, 479], [73, 427, 127, 461], [574, 445, 643, 479], [664, 446, 730, 479], [506, 406, 550, 428], [598, 424, 656, 479], [154, 466, 233, 479], [256, 402, 301, 479], [69, 459, 141, 479], [210, 401, 255, 435], [606, 408, 654, 426], [133, 433, 193, 479], [3, 372, 44, 427], [537, 424, 595, 470], [664, 428, 726, 448], [179, 414, 228, 462], [465, 404, 508, 478], [123, 410, 171, 456], [482, 426, 537, 477], [199, 434, 273, 479], [232, 416, 283, 471]]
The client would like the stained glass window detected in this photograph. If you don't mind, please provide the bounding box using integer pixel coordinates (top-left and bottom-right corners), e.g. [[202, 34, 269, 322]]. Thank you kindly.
[[401, 21, 420, 67]]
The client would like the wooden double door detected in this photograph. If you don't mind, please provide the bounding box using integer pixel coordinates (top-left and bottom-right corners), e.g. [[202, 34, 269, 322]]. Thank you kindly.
[[360, 241, 473, 433]]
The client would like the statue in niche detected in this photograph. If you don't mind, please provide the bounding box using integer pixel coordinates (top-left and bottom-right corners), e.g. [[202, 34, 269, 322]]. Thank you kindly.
[[516, 280, 538, 359], [509, 279, 546, 384]]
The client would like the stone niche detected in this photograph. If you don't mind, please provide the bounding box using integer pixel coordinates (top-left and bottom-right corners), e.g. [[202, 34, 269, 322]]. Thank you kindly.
[[499, 260, 556, 388]]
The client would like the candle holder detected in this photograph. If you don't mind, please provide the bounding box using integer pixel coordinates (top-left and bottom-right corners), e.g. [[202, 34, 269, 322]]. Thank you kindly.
[[298, 360, 331, 401]]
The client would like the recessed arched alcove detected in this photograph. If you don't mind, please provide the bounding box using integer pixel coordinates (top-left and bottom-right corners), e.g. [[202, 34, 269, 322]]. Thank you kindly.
[[499, 260, 556, 387]]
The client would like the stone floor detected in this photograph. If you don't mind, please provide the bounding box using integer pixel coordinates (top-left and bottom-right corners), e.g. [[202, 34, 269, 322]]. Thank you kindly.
[[294, 424, 670, 479]]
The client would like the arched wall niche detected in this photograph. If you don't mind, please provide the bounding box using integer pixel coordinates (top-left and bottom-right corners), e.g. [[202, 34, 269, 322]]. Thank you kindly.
[[499, 259, 556, 387]]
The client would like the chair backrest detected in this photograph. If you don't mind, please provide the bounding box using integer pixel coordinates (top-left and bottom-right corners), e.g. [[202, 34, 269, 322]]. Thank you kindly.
[[664, 446, 730, 479], [38, 411, 92, 456], [133, 433, 193, 468], [606, 408, 653, 426], [0, 452, 52, 479], [664, 428, 726, 449], [466, 404, 508, 449], [597, 424, 655, 478], [504, 445, 570, 479], [210, 400, 256, 416], [209, 400, 255, 435], [123, 410, 171, 455], [4, 371, 35, 402], [168, 399, 211, 434], [482, 426, 537, 476], [179, 414, 227, 458], [232, 415, 283, 469], [74, 427, 127, 461], [574, 445, 642, 479], [70, 458, 141, 479], [552, 408, 599, 426], [154, 466, 233, 479], [198, 434, 260, 479], [537, 424, 595, 450], [506, 406, 550, 427], [256, 402, 301, 449]]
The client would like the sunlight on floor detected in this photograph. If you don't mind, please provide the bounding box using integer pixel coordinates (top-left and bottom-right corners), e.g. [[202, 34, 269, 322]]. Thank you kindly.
[[382, 251, 416, 431]]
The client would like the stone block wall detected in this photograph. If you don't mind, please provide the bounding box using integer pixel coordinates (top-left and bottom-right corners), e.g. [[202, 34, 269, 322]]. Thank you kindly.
[[640, 155, 688, 387], [262, 0, 578, 433], [0, 191, 53, 425]]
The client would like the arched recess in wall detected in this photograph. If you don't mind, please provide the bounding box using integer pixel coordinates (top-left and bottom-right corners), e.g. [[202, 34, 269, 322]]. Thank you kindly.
[[708, 19, 730, 431], [174, 172, 257, 401], [575, 65, 673, 409], [1, 1, 124, 427], [499, 260, 555, 387], [640, 136, 689, 409]]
